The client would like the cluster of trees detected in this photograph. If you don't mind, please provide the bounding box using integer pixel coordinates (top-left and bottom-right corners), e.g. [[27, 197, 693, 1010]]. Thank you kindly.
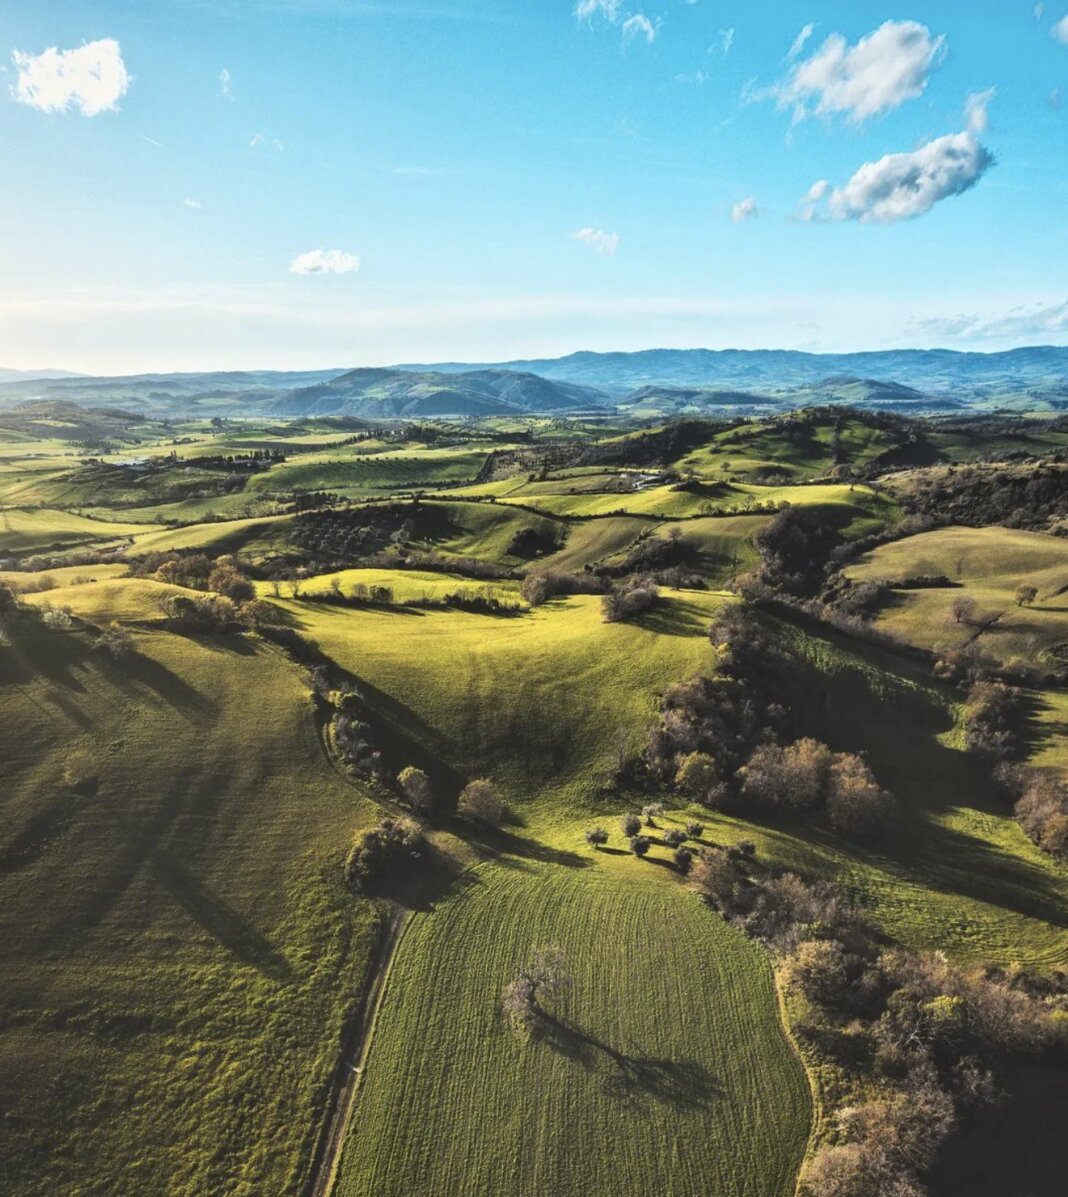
[[584, 811, 706, 871], [344, 816, 424, 893], [740, 739, 899, 837], [996, 763, 1068, 861], [601, 577, 659, 624], [157, 591, 277, 634], [520, 569, 602, 608], [395, 766, 505, 826], [962, 680, 1028, 761], [749, 507, 843, 599], [689, 848, 1065, 1197], [899, 461, 1068, 532]]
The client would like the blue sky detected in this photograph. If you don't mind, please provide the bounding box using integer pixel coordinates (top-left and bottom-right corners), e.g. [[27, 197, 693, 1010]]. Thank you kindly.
[[1, 0, 1066, 372]]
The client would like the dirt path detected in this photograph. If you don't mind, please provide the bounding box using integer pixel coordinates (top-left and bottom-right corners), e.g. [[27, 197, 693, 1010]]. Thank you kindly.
[[305, 905, 413, 1197]]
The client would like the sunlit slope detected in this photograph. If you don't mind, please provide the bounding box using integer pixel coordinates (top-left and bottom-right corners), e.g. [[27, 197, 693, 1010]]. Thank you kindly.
[[0, 622, 378, 1196]]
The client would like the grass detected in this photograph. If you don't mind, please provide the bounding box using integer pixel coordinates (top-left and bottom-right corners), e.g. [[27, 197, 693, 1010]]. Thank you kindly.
[[336, 859, 810, 1197], [0, 620, 380, 1196], [0, 508, 162, 555], [846, 525, 1068, 669]]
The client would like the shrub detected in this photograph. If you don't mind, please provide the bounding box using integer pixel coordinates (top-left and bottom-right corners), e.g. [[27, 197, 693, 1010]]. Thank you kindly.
[[398, 766, 434, 816], [601, 578, 659, 623], [584, 827, 609, 849], [673, 846, 694, 874], [685, 821, 705, 839], [96, 622, 135, 659], [674, 751, 719, 800], [629, 835, 651, 857], [1015, 583, 1038, 607], [345, 817, 424, 892], [621, 813, 641, 838], [662, 828, 687, 847], [458, 778, 504, 826]]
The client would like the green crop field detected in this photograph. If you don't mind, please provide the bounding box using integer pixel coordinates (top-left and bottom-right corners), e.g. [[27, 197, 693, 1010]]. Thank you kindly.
[[337, 861, 810, 1197]]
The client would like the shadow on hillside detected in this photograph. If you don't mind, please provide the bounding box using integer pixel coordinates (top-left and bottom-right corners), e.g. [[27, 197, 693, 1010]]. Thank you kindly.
[[462, 823, 592, 871], [149, 846, 295, 983], [631, 600, 710, 639], [539, 1013, 723, 1110], [98, 647, 216, 719]]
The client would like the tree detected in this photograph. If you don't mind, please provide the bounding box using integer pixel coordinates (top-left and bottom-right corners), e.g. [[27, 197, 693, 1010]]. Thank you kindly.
[[663, 828, 687, 847], [520, 573, 551, 607], [584, 827, 609, 849], [674, 752, 718, 800], [641, 802, 663, 827], [825, 754, 899, 837], [629, 835, 651, 857], [674, 846, 694, 874], [621, 813, 641, 838], [398, 766, 434, 816], [1015, 583, 1038, 608], [345, 817, 424, 892], [685, 821, 705, 840], [502, 945, 570, 1037], [740, 739, 833, 811], [950, 595, 977, 625], [95, 622, 135, 659], [458, 778, 503, 825]]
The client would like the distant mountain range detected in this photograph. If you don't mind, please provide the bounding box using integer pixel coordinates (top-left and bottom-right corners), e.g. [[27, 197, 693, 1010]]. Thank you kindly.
[[0, 367, 81, 383], [401, 346, 1068, 402], [1, 346, 1067, 417], [270, 367, 604, 418]]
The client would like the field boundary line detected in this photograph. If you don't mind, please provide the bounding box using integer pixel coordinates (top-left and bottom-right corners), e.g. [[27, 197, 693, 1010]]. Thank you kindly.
[[306, 905, 415, 1197], [773, 969, 822, 1197]]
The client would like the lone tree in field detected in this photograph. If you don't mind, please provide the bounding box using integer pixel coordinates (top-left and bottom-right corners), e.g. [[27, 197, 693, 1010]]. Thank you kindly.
[[1015, 583, 1038, 608], [502, 945, 570, 1037], [950, 595, 977, 626], [398, 766, 434, 816], [458, 778, 504, 826], [584, 827, 609, 849]]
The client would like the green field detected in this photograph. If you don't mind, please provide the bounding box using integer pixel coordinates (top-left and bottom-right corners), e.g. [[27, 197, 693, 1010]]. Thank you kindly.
[[847, 525, 1068, 670], [337, 862, 810, 1197]]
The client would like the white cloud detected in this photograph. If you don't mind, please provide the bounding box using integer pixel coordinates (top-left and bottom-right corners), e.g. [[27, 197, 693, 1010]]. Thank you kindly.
[[771, 20, 945, 124], [720, 27, 735, 55], [1054, 15, 1068, 44], [218, 68, 232, 98], [787, 23, 815, 62], [184, 198, 202, 210], [289, 249, 361, 275], [11, 38, 130, 117], [915, 301, 1068, 341], [622, 14, 657, 45], [731, 196, 758, 223], [803, 127, 994, 224], [1035, 4, 1045, 20], [575, 0, 624, 21], [964, 88, 995, 134], [675, 70, 707, 85], [571, 227, 620, 255], [250, 132, 284, 151]]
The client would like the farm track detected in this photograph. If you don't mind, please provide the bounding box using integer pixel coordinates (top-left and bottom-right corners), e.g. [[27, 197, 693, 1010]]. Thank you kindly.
[[306, 905, 414, 1197]]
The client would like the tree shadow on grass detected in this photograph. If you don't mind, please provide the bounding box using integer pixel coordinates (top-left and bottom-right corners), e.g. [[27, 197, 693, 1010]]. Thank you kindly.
[[461, 823, 592, 871], [538, 1013, 724, 1111], [630, 600, 710, 639], [97, 644, 217, 719], [149, 846, 295, 983]]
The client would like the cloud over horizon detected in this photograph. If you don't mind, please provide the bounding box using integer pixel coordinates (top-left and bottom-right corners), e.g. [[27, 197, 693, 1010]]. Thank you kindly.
[[11, 38, 130, 117], [289, 249, 361, 275], [571, 227, 621, 255]]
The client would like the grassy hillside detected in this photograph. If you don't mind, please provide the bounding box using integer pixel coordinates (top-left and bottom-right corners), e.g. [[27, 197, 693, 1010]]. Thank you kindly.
[[0, 619, 380, 1196], [846, 525, 1068, 670], [0, 507, 161, 555]]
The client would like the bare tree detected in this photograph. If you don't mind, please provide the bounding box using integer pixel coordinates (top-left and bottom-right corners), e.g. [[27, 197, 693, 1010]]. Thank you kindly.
[[458, 778, 503, 826], [501, 945, 570, 1037]]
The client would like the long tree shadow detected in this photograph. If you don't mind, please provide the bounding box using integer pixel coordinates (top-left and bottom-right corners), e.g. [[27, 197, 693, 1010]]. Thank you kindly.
[[537, 1013, 723, 1111], [149, 846, 295, 983], [97, 645, 217, 719]]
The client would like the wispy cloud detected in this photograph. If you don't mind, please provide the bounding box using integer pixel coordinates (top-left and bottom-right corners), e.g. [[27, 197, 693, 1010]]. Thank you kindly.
[[622, 14, 658, 46], [218, 68, 233, 98], [184, 198, 202, 209], [964, 88, 996, 135], [787, 23, 815, 62], [914, 301, 1068, 341], [763, 20, 945, 124], [11, 38, 130, 116], [575, 0, 624, 22], [731, 197, 759, 223], [250, 132, 285, 151], [719, 28, 735, 56], [1054, 15, 1068, 44], [571, 227, 620, 255], [290, 248, 361, 275]]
